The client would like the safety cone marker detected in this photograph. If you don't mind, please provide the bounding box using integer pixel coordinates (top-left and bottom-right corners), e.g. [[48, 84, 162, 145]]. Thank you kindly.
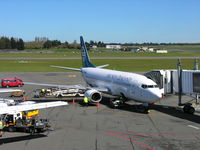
[[96, 102, 100, 108], [22, 97, 25, 101], [72, 99, 76, 104], [25, 96, 29, 101]]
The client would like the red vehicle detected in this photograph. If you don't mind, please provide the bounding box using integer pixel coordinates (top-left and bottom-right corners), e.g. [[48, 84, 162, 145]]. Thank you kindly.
[[1, 78, 24, 88]]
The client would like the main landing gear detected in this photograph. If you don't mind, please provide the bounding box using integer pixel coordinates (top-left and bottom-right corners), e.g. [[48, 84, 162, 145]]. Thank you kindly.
[[110, 98, 124, 109], [109, 98, 150, 114]]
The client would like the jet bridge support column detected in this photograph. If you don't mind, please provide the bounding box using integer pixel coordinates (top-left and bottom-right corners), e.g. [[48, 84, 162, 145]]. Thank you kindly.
[[194, 58, 198, 70], [194, 58, 199, 104], [178, 58, 183, 106], [177, 59, 195, 114]]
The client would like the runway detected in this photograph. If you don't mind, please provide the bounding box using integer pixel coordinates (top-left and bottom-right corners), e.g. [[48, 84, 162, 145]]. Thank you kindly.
[[0, 72, 200, 150]]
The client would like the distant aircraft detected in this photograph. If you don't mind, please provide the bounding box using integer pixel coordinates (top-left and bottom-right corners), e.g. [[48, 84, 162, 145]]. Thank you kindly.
[[0, 89, 68, 115], [26, 36, 162, 113]]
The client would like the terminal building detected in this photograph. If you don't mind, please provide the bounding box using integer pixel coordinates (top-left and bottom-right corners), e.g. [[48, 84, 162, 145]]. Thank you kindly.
[[106, 45, 122, 49]]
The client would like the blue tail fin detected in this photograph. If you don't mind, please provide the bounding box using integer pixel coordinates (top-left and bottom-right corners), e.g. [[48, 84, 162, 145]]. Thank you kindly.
[[80, 36, 95, 68]]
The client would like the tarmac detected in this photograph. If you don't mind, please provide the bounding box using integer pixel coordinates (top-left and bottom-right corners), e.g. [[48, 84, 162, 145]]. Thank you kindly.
[[0, 72, 200, 150]]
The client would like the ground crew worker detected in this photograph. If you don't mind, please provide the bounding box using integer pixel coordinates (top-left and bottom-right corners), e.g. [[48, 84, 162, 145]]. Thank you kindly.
[[83, 97, 89, 106], [40, 88, 46, 96], [0, 121, 3, 137], [41, 89, 45, 93]]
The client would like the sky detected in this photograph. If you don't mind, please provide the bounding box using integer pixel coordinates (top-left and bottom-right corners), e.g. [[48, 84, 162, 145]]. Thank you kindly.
[[0, 0, 200, 43]]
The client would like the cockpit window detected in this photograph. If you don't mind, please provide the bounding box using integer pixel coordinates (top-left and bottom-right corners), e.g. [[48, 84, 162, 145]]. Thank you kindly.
[[141, 84, 158, 89], [141, 84, 147, 88]]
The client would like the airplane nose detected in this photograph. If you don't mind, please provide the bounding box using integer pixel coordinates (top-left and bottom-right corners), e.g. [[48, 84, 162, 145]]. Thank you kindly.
[[151, 89, 162, 100], [154, 90, 162, 99]]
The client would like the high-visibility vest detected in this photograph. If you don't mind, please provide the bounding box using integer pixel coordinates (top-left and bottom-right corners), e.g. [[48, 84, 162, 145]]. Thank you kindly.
[[84, 97, 88, 103], [0, 121, 3, 130]]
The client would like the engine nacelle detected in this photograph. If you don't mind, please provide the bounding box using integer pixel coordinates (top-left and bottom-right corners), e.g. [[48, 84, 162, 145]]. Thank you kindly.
[[84, 89, 102, 103]]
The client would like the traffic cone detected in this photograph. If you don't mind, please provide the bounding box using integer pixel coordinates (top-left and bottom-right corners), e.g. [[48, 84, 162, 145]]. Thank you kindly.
[[72, 99, 76, 104], [22, 97, 25, 101], [96, 102, 100, 108], [25, 96, 29, 101]]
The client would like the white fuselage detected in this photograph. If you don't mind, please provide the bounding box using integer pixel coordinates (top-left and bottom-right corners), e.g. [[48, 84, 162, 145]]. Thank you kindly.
[[81, 68, 162, 103]]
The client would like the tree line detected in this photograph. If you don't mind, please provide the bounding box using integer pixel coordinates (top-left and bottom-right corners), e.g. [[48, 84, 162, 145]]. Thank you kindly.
[[1, 36, 200, 50], [43, 40, 106, 49], [0, 37, 24, 50]]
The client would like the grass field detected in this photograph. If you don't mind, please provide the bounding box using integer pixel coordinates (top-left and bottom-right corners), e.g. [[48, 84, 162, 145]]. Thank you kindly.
[[0, 47, 199, 72], [161, 45, 200, 50], [0, 59, 196, 72], [0, 50, 200, 57]]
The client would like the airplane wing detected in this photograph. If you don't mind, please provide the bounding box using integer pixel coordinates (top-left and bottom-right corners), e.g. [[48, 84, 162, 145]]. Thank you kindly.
[[0, 101, 68, 115], [87, 87, 109, 93], [24, 82, 86, 89], [25, 82, 110, 93], [0, 89, 23, 94]]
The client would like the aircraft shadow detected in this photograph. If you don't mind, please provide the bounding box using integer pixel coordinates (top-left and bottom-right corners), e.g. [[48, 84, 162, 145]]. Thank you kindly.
[[100, 97, 200, 124], [100, 97, 144, 113], [150, 104, 200, 124], [0, 134, 47, 145]]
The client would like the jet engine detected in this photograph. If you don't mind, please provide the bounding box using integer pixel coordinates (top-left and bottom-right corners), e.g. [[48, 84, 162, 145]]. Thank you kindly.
[[84, 89, 102, 103]]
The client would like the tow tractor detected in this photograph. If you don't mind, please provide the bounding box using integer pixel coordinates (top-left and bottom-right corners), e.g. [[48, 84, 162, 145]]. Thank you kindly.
[[2, 110, 50, 135]]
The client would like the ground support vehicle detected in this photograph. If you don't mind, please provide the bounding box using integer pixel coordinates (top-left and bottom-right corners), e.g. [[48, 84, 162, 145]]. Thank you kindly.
[[34, 87, 84, 98], [2, 110, 50, 135], [10, 90, 25, 97]]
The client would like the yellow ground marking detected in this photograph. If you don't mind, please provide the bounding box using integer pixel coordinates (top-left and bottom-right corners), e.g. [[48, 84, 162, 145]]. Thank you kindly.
[[67, 74, 77, 78]]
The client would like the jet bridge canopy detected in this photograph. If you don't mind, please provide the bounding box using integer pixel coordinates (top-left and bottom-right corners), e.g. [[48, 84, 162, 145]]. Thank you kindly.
[[144, 71, 163, 89]]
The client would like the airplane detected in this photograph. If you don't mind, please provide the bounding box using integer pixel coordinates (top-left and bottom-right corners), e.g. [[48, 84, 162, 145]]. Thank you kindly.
[[25, 36, 162, 113], [0, 88, 68, 115]]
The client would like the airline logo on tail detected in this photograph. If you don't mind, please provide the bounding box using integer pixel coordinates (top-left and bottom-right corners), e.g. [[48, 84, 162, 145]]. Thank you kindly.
[[80, 36, 95, 68]]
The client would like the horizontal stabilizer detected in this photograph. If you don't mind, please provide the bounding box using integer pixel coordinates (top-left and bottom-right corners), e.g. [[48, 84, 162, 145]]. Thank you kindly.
[[96, 64, 109, 68], [50, 65, 81, 71]]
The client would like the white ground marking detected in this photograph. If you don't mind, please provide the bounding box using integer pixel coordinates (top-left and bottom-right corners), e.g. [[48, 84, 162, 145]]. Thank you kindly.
[[188, 125, 200, 130]]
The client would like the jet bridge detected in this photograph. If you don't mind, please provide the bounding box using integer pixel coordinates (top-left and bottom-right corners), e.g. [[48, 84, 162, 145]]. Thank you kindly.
[[145, 58, 200, 114]]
